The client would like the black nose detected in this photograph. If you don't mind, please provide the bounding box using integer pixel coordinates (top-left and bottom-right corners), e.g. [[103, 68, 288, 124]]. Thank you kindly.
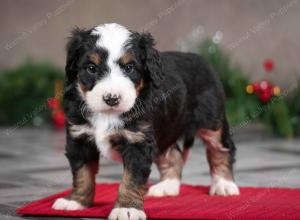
[[103, 93, 121, 107]]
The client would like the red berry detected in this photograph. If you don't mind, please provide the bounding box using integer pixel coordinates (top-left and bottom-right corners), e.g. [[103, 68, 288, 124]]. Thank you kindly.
[[263, 59, 274, 72], [252, 82, 261, 93], [260, 80, 272, 92], [259, 92, 271, 102]]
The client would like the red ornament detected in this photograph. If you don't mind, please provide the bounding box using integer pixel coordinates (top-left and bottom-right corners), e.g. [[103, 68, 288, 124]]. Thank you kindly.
[[246, 59, 280, 103], [260, 80, 274, 93], [52, 110, 65, 129], [48, 96, 65, 129], [252, 82, 261, 93], [263, 59, 274, 72]]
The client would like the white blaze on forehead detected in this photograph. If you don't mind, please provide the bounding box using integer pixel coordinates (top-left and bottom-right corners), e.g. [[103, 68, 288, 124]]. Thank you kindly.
[[92, 23, 131, 61], [86, 23, 137, 114]]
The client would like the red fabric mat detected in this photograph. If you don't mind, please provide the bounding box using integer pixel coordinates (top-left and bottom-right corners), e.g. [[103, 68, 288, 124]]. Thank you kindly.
[[17, 183, 300, 220]]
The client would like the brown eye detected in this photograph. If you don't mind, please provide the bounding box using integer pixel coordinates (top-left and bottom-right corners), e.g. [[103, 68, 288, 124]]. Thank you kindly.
[[124, 63, 134, 74], [86, 64, 97, 74]]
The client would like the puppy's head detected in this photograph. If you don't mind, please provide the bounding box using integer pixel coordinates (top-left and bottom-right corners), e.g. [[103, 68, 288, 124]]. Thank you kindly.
[[65, 23, 163, 115]]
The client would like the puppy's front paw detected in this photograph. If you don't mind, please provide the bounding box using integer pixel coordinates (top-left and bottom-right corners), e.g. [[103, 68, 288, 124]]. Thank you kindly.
[[210, 175, 240, 196], [108, 207, 146, 220], [52, 198, 86, 210], [147, 179, 180, 197]]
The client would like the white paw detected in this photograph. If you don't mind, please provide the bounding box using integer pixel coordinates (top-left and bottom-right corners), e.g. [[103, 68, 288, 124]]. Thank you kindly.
[[108, 207, 146, 220], [52, 198, 86, 210], [147, 179, 180, 197], [210, 175, 240, 196]]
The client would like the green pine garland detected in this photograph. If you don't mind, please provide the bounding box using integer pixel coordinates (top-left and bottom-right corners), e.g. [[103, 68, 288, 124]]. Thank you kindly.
[[0, 61, 64, 127]]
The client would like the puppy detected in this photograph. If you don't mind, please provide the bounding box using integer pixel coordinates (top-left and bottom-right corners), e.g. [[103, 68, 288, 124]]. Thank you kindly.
[[52, 23, 239, 220]]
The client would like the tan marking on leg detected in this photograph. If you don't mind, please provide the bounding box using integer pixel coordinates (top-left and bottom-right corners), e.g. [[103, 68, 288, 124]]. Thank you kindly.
[[198, 128, 232, 180], [198, 129, 228, 152], [206, 145, 233, 180], [147, 145, 183, 197], [115, 168, 146, 209], [68, 161, 99, 207], [199, 128, 239, 196], [156, 145, 184, 180]]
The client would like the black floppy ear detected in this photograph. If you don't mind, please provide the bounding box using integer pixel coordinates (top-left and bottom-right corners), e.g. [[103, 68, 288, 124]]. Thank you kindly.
[[139, 33, 164, 88], [65, 27, 91, 84]]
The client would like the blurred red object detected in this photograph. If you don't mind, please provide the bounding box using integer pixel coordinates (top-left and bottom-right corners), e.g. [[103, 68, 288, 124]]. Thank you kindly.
[[246, 59, 280, 103], [47, 98, 59, 109], [252, 82, 261, 93], [48, 97, 65, 129], [52, 110, 65, 129], [263, 59, 274, 72], [259, 92, 272, 102]]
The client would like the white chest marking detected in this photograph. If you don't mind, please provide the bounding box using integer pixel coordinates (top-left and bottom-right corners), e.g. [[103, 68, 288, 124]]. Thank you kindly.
[[91, 114, 124, 160]]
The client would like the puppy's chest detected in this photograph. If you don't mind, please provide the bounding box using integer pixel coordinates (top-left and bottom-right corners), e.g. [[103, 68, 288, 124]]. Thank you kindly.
[[70, 116, 124, 160], [94, 116, 124, 159]]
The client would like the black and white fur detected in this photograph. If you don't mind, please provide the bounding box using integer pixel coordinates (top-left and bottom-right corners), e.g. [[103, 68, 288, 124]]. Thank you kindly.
[[52, 23, 239, 220]]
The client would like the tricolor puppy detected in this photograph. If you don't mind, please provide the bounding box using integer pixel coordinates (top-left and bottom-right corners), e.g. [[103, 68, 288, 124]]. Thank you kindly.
[[52, 23, 239, 220]]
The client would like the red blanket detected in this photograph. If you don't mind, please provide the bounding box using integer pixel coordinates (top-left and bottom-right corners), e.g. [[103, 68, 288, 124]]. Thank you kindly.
[[17, 183, 300, 220]]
